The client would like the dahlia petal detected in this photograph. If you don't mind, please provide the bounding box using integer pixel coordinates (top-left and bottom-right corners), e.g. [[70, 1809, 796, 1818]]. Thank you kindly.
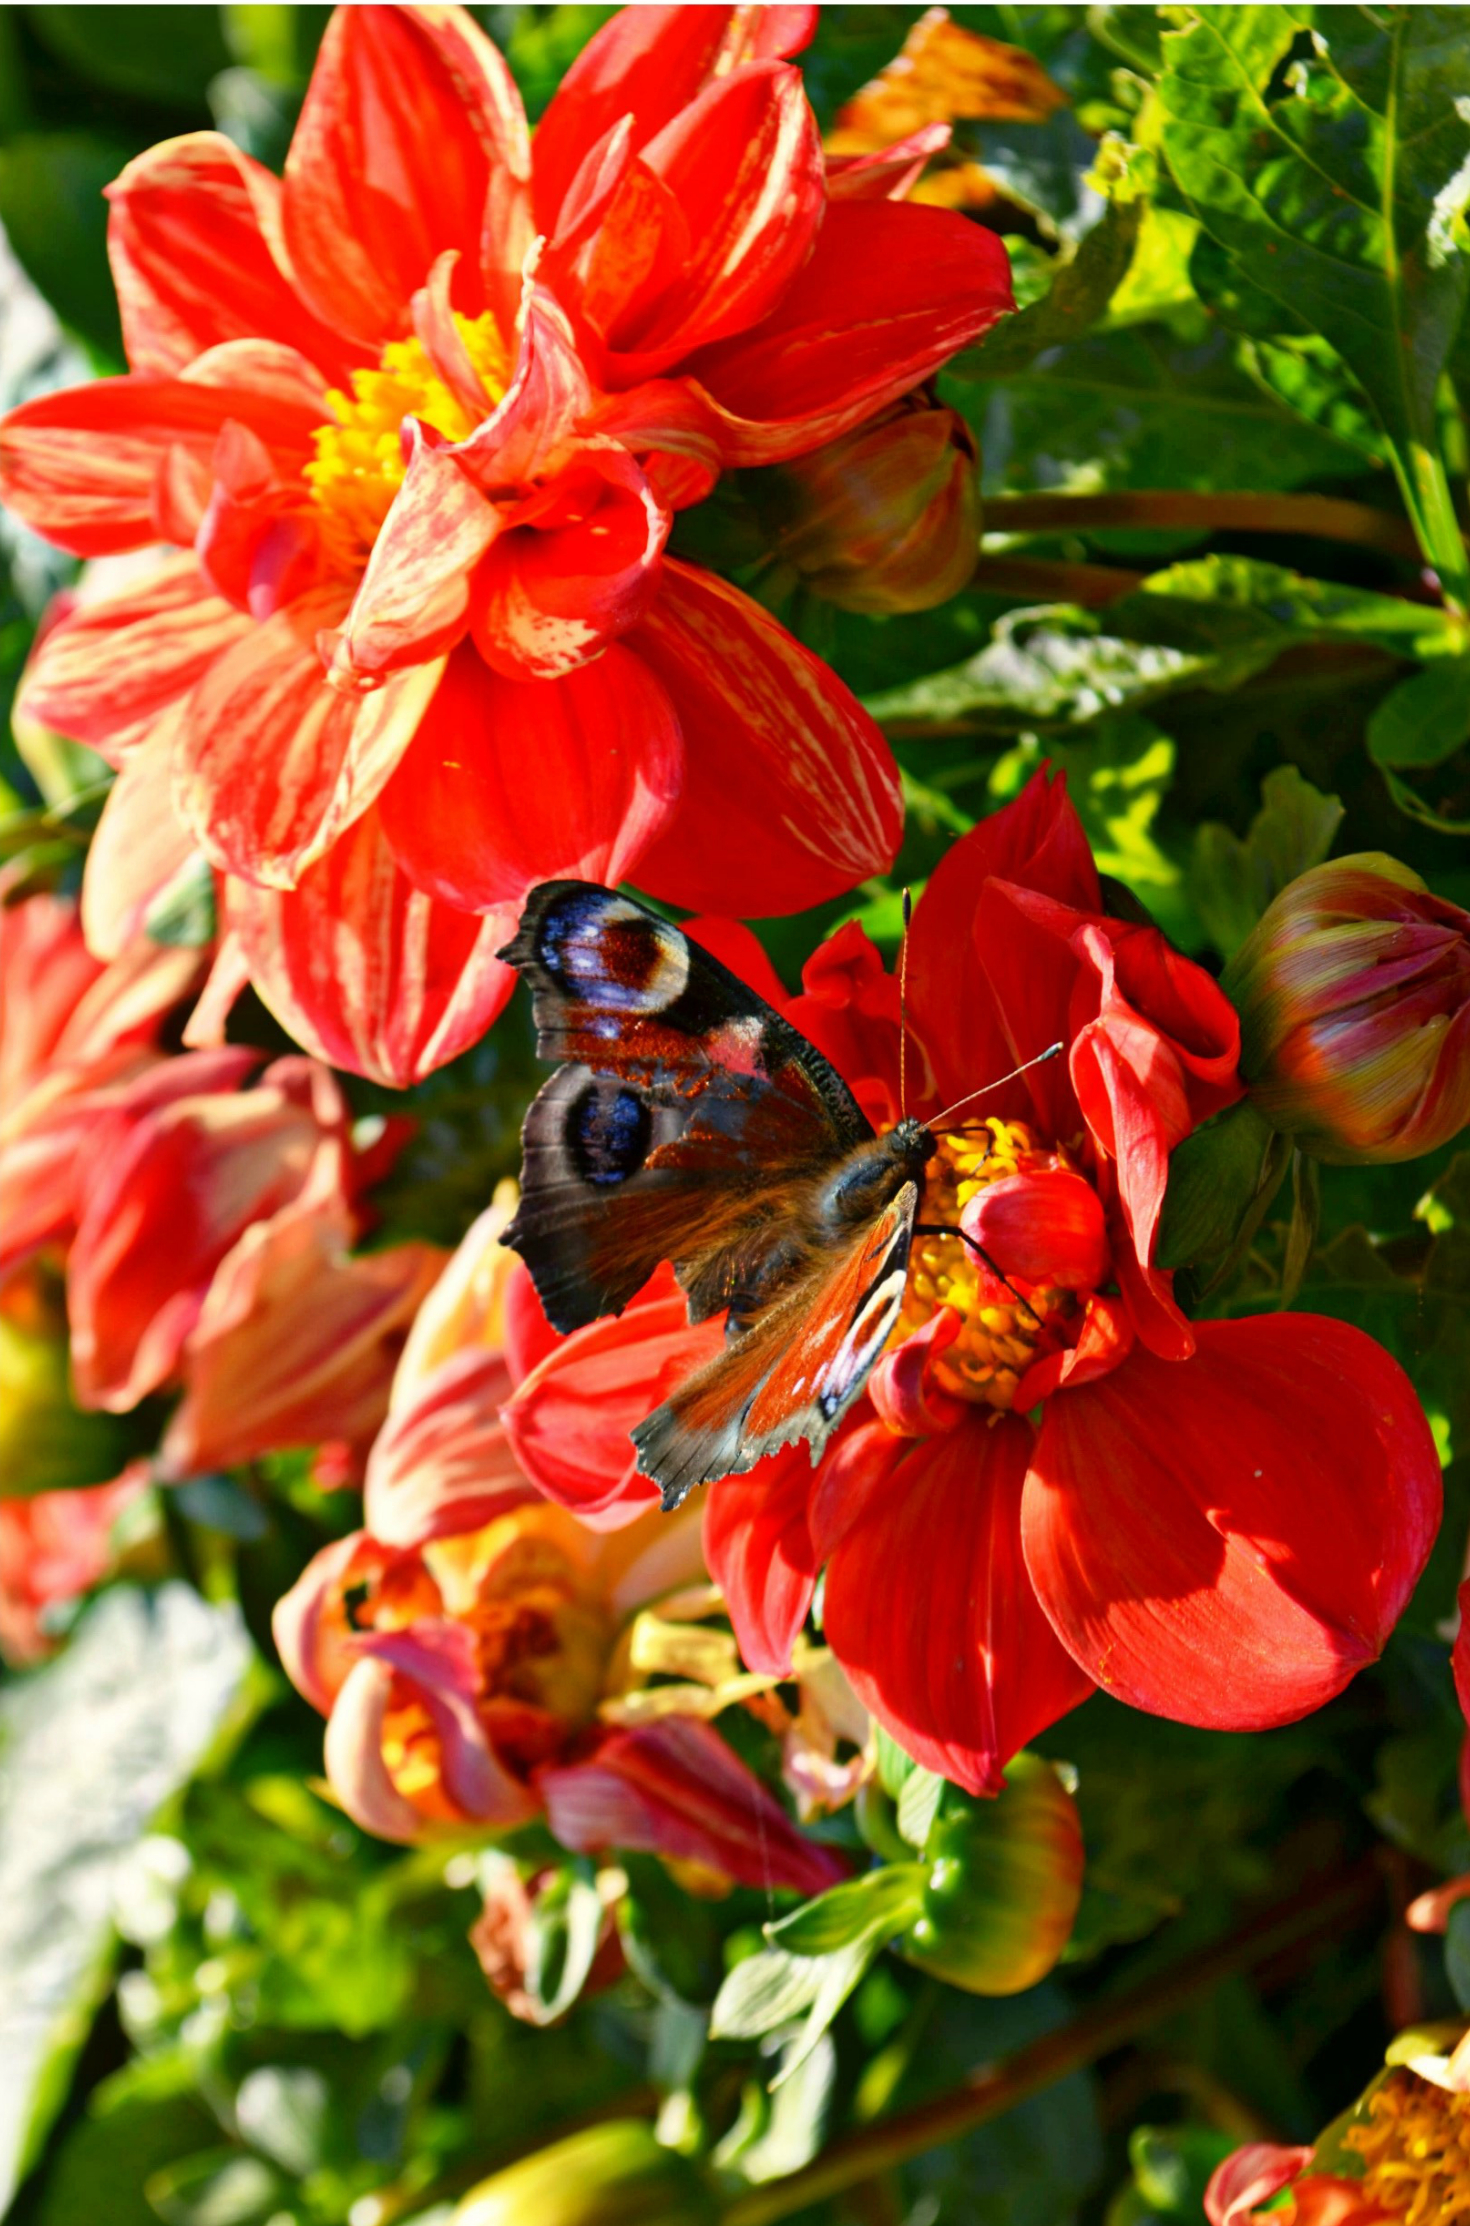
[[822, 1415, 1093, 1796], [363, 1347, 535, 1548], [628, 560, 901, 915], [595, 63, 826, 374], [193, 419, 325, 620], [378, 639, 683, 911], [907, 767, 1097, 1124], [67, 1067, 339, 1412], [502, 1259, 563, 1387], [532, 4, 816, 233], [537, 1716, 842, 1897], [1012, 1291, 1134, 1409], [81, 715, 202, 959], [282, 4, 529, 347], [1023, 1317, 1442, 1729], [18, 552, 253, 764], [324, 1655, 432, 1841], [582, 377, 723, 509], [164, 1194, 444, 1476], [1205, 2147, 1316, 2226], [226, 806, 517, 1087], [470, 445, 670, 682], [825, 123, 952, 202], [273, 1530, 398, 1713], [106, 131, 358, 380], [352, 1621, 534, 1827], [392, 1193, 519, 1395], [786, 920, 904, 1131], [411, 249, 501, 423], [963, 1168, 1109, 1292], [499, 1265, 724, 1529], [868, 1312, 970, 1438], [452, 287, 593, 490], [683, 199, 1013, 465], [0, 371, 319, 557], [702, 1445, 820, 1677], [325, 426, 500, 685], [176, 590, 442, 886]]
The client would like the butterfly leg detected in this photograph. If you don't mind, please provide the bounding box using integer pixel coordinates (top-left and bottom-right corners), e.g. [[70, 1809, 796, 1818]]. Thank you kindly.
[[912, 1224, 1044, 1329]]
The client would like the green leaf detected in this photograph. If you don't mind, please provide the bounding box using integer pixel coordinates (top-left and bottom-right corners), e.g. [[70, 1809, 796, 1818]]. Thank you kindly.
[[0, 1586, 253, 2210], [232, 2065, 328, 2177], [711, 2031, 836, 2186], [1156, 6, 1470, 591], [1367, 657, 1470, 770], [896, 1766, 946, 1851], [765, 1865, 924, 1957], [709, 1936, 886, 2086], [1156, 1098, 1290, 1271], [952, 194, 1142, 382], [1192, 763, 1344, 955]]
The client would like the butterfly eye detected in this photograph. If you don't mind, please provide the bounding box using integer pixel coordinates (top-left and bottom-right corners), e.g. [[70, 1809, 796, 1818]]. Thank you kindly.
[[540, 891, 690, 1013], [568, 1079, 652, 1186]]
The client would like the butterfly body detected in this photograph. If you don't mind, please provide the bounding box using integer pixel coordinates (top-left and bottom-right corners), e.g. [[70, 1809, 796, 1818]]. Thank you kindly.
[[499, 883, 933, 1509]]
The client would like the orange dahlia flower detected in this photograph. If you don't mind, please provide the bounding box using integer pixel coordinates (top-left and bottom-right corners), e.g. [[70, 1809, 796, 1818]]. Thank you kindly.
[[0, 3, 1012, 1085]]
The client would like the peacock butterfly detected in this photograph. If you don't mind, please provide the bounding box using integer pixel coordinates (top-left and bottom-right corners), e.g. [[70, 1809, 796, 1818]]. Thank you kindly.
[[499, 882, 984, 1511]]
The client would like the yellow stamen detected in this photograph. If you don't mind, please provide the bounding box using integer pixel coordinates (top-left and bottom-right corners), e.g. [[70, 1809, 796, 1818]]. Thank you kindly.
[[1344, 2070, 1470, 2222], [304, 310, 509, 574], [891, 1119, 1071, 1408]]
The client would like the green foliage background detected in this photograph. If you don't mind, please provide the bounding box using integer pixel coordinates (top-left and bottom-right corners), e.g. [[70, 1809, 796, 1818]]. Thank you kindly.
[[5, 6, 1470, 2224]]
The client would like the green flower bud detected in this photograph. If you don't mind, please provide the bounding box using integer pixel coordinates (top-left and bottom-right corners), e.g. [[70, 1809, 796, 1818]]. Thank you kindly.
[[453, 2121, 718, 2226], [900, 1754, 1083, 1995]]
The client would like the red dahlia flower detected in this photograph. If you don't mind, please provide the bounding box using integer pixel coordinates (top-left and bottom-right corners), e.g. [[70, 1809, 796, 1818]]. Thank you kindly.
[[0, 3, 1011, 1086], [499, 772, 1441, 1793]]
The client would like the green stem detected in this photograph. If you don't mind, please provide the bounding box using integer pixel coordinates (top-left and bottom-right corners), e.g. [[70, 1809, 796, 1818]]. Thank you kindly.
[[720, 1865, 1382, 2226], [1398, 438, 1470, 613], [983, 489, 1430, 558]]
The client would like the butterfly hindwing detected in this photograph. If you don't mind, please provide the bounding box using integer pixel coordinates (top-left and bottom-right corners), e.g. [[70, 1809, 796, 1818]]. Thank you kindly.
[[631, 1185, 920, 1509], [498, 884, 873, 1335]]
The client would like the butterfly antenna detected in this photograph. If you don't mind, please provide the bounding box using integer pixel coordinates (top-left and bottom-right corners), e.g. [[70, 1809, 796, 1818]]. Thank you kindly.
[[898, 886, 912, 1122], [928, 1041, 1065, 1131]]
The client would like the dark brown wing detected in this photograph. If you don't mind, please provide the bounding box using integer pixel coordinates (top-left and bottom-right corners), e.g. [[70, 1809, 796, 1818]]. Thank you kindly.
[[631, 1185, 918, 1508], [497, 882, 872, 1334]]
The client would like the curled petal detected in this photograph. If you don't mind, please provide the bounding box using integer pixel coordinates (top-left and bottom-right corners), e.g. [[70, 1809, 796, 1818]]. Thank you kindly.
[[81, 717, 202, 960], [470, 446, 670, 681], [821, 1415, 1094, 1796], [226, 807, 517, 1088], [868, 1312, 970, 1438], [282, 4, 529, 347], [502, 1269, 723, 1528], [1023, 1318, 1442, 1729], [538, 1716, 842, 1897], [1012, 1291, 1134, 1409], [325, 1655, 434, 1842], [325, 426, 500, 685], [629, 560, 901, 916], [452, 287, 594, 491], [825, 123, 952, 202], [963, 1168, 1109, 1292], [272, 1529, 385, 1714], [702, 1444, 820, 1676], [1205, 2148, 1317, 2226], [364, 1347, 535, 1548], [378, 639, 682, 912], [106, 131, 357, 380], [352, 1621, 535, 1829]]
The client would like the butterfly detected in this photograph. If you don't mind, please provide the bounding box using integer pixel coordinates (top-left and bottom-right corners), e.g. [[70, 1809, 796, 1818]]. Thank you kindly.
[[498, 881, 938, 1512]]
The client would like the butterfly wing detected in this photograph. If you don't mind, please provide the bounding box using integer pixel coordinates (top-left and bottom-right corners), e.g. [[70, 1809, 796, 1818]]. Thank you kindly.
[[498, 882, 873, 1335], [631, 1183, 919, 1508]]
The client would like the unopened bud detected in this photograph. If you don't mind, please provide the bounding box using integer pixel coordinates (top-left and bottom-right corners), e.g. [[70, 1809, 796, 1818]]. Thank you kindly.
[[453, 2120, 717, 2226], [1223, 854, 1470, 1164], [900, 1752, 1083, 1995]]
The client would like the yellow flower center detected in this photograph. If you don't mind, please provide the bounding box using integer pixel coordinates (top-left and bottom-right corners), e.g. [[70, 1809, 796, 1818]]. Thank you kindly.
[[304, 311, 510, 574], [891, 1119, 1072, 1409], [1345, 2070, 1470, 2222]]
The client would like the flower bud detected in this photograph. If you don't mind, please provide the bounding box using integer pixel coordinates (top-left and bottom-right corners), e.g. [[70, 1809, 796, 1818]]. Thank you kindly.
[[751, 394, 980, 614], [899, 1753, 1083, 1995], [1222, 854, 1470, 1164], [453, 2121, 717, 2226]]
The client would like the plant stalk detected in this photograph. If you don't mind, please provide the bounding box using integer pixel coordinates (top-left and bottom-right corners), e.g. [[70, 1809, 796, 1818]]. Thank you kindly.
[[720, 1864, 1383, 2226], [983, 489, 1432, 558]]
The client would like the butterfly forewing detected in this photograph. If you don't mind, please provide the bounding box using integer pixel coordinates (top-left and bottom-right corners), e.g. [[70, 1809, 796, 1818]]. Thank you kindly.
[[499, 884, 872, 1334]]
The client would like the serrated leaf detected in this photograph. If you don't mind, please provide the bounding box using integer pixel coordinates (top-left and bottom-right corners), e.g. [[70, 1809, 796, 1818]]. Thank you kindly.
[[1156, 6, 1470, 585], [765, 1865, 923, 1956]]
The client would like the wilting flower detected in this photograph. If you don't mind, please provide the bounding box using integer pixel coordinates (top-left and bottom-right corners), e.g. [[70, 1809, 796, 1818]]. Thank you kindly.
[[1207, 2025, 1470, 2224], [0, 890, 200, 1281], [0, 1468, 149, 1665], [275, 1222, 842, 1894], [503, 772, 1441, 1793], [1, 3, 1012, 1086], [746, 390, 980, 612], [1224, 855, 1470, 1165]]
